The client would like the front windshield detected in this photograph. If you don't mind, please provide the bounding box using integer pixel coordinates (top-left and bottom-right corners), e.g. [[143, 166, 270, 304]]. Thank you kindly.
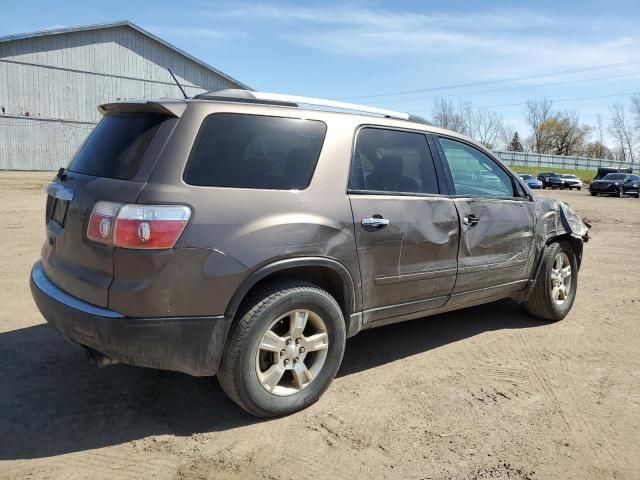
[[561, 175, 577, 179], [520, 174, 532, 180], [602, 173, 627, 181]]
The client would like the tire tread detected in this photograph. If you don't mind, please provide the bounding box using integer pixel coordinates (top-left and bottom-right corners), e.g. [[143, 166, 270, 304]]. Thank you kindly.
[[524, 240, 575, 321], [217, 280, 342, 417]]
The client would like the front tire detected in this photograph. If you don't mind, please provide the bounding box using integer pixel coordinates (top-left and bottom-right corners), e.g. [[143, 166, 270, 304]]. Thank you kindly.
[[524, 241, 578, 321], [590, 192, 597, 196], [218, 281, 346, 417]]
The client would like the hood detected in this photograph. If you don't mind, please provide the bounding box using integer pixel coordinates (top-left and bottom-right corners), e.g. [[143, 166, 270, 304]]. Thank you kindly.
[[592, 179, 618, 185]]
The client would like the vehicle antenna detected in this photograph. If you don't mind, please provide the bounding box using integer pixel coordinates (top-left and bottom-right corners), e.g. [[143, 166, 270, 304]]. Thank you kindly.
[[168, 69, 188, 99]]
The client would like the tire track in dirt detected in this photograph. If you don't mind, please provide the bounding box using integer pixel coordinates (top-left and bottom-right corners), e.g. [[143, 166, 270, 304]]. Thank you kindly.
[[555, 313, 618, 467], [517, 321, 618, 480], [56, 451, 178, 480], [515, 330, 573, 433]]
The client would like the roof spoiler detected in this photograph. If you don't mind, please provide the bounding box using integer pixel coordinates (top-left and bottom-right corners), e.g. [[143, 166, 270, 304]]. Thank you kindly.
[[98, 100, 187, 117]]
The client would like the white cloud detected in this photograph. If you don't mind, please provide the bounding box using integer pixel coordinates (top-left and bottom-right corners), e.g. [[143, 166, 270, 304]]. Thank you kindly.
[[201, 3, 640, 77], [143, 25, 248, 40], [208, 4, 556, 30]]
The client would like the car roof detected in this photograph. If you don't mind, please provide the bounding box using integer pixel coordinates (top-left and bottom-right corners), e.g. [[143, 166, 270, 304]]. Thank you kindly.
[[100, 90, 488, 151]]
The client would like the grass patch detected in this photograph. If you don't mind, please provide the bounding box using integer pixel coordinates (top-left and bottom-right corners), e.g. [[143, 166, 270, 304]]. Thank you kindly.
[[505, 164, 595, 183]]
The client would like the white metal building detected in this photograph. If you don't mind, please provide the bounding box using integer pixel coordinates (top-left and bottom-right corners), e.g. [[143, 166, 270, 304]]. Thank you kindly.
[[0, 20, 249, 170]]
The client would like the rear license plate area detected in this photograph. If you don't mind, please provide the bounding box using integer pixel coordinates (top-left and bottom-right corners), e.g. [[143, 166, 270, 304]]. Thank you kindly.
[[51, 198, 69, 227]]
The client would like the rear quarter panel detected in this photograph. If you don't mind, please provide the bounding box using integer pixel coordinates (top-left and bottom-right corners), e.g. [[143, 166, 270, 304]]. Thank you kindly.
[[132, 102, 362, 316]]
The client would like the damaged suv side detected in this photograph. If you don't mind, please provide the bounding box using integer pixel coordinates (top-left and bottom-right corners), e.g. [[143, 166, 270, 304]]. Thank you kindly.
[[30, 90, 589, 417]]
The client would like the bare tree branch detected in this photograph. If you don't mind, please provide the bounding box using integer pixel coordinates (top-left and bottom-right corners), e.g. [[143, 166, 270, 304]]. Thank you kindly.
[[524, 98, 553, 153], [608, 103, 635, 162], [430, 98, 466, 134]]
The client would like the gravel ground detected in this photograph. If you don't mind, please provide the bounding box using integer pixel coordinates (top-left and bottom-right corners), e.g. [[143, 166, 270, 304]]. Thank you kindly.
[[0, 172, 638, 480]]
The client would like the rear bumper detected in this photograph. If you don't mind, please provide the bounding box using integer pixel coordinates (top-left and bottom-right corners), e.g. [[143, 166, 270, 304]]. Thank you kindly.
[[30, 261, 231, 376]]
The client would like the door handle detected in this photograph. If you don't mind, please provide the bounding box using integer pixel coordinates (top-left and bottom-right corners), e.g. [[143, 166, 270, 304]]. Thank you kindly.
[[361, 216, 389, 229], [463, 215, 480, 226]]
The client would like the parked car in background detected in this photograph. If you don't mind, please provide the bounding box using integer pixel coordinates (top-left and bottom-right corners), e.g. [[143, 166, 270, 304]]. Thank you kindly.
[[30, 89, 590, 417], [593, 167, 633, 181], [546, 174, 567, 189], [589, 173, 640, 197], [537, 172, 558, 188], [559, 174, 582, 190], [518, 174, 543, 189]]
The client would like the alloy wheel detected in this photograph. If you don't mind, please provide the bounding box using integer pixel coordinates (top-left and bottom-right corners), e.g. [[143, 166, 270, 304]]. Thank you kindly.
[[550, 252, 572, 305], [255, 309, 329, 396]]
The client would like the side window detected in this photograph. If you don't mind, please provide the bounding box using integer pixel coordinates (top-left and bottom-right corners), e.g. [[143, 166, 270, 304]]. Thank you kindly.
[[439, 137, 514, 197], [349, 128, 439, 195], [184, 114, 326, 190]]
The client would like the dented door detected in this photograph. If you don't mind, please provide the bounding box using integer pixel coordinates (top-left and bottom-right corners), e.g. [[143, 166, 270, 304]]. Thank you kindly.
[[451, 198, 535, 300], [433, 135, 537, 304], [350, 195, 459, 321]]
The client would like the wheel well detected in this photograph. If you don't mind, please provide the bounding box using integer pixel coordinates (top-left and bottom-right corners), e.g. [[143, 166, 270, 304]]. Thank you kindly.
[[546, 234, 583, 269], [232, 266, 352, 324]]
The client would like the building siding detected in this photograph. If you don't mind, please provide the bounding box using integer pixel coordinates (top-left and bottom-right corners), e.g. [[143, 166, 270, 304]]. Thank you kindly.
[[0, 24, 244, 170]]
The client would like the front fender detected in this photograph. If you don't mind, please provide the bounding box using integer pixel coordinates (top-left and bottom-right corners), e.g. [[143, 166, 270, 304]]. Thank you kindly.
[[519, 198, 590, 300]]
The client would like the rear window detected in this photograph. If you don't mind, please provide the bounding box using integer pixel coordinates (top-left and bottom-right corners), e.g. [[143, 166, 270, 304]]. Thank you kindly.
[[183, 113, 327, 189], [68, 113, 166, 180]]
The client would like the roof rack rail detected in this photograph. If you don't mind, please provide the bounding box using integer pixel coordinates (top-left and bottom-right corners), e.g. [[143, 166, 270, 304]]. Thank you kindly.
[[252, 91, 411, 120], [193, 89, 429, 124]]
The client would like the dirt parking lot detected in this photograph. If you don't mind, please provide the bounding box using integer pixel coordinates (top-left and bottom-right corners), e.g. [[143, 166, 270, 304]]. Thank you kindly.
[[0, 172, 639, 480]]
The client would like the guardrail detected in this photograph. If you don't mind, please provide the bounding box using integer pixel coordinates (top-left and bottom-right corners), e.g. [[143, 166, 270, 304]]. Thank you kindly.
[[493, 150, 640, 172]]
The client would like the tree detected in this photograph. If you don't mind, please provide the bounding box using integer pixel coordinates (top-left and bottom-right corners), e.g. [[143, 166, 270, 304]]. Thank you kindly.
[[507, 132, 524, 152], [524, 98, 553, 153], [431, 98, 505, 148], [630, 95, 640, 133], [530, 108, 592, 155], [608, 103, 635, 162], [431, 98, 465, 133], [498, 122, 516, 150], [459, 102, 505, 149], [541, 111, 591, 156], [583, 141, 611, 159]]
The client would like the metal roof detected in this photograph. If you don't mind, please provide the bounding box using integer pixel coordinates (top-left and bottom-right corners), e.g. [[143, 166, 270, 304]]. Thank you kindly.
[[0, 20, 250, 90]]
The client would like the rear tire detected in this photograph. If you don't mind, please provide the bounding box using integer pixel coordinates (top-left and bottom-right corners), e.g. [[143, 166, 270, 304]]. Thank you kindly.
[[218, 281, 346, 417], [523, 241, 578, 321]]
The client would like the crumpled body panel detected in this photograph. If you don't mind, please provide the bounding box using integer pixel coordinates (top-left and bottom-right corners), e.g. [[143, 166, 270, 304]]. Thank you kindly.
[[534, 196, 590, 248]]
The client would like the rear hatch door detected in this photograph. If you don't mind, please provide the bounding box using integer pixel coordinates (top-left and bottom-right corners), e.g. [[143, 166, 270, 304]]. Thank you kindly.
[[42, 108, 176, 308]]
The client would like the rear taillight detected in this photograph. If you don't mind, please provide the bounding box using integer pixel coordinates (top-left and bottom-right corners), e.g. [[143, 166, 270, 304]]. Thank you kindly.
[[87, 201, 191, 249], [87, 201, 120, 245]]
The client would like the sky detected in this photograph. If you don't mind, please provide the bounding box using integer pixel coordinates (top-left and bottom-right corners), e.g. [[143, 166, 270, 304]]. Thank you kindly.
[[2, 0, 640, 143]]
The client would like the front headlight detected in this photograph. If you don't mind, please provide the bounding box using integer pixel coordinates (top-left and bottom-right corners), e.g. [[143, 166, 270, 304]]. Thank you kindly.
[[614, 182, 621, 186]]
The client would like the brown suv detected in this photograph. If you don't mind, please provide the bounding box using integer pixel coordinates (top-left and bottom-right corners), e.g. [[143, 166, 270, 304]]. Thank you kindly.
[[30, 89, 589, 417]]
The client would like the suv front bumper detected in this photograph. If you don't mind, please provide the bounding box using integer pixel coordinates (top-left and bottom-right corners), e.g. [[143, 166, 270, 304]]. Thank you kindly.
[[30, 261, 231, 376]]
